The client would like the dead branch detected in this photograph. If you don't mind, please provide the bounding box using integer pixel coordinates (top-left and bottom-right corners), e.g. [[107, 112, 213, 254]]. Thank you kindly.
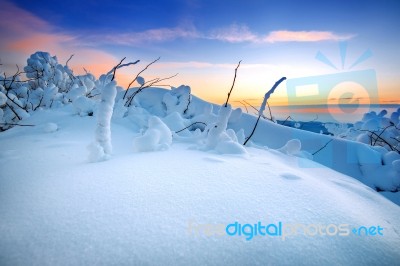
[[234, 100, 249, 113], [243, 100, 267, 119], [110, 57, 126, 81], [244, 115, 261, 146], [360, 129, 400, 152], [224, 60, 241, 107], [175, 122, 207, 133], [0, 123, 34, 127], [123, 57, 160, 99], [312, 139, 334, 155], [372, 123, 394, 146], [183, 92, 191, 114], [266, 101, 274, 122], [66, 54, 74, 66], [5, 102, 21, 120], [281, 115, 294, 126], [106, 57, 140, 82], [125, 73, 178, 107], [243, 77, 286, 146], [33, 95, 44, 111]]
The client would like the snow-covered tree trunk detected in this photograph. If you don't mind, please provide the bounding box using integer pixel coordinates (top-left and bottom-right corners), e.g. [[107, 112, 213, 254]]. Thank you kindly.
[[88, 79, 117, 162]]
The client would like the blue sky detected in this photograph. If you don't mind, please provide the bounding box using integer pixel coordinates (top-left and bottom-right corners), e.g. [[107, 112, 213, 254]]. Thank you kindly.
[[1, 0, 399, 105]]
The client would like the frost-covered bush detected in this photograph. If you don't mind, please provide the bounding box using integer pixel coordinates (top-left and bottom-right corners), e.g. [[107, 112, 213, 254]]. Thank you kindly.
[[24, 51, 74, 92], [325, 109, 400, 153], [325, 108, 400, 192], [0, 51, 100, 130], [162, 85, 194, 117]]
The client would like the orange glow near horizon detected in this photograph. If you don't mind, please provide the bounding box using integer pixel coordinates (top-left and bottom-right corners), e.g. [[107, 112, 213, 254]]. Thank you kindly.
[[111, 70, 396, 108]]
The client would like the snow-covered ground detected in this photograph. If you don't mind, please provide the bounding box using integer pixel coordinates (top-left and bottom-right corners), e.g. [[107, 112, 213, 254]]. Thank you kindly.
[[1, 88, 400, 265]]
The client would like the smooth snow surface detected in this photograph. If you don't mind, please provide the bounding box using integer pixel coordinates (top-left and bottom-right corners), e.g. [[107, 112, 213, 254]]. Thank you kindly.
[[1, 105, 400, 265]]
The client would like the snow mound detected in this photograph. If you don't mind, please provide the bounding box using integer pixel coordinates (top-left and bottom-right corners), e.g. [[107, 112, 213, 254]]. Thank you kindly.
[[133, 116, 172, 152], [1, 108, 400, 265], [278, 139, 301, 155], [43, 122, 58, 133], [200, 104, 247, 154]]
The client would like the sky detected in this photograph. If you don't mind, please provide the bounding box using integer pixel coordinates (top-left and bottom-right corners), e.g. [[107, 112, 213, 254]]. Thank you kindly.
[[0, 0, 399, 106]]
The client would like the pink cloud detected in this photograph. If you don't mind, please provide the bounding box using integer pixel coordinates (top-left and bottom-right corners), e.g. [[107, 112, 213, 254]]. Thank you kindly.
[[0, 0, 121, 79], [205, 24, 353, 44], [264, 31, 354, 43]]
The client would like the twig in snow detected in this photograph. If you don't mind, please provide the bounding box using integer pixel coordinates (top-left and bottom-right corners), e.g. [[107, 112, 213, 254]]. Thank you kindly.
[[243, 77, 286, 145], [312, 139, 334, 155], [175, 122, 207, 133], [0, 123, 35, 127], [66, 54, 74, 66], [224, 60, 241, 107], [243, 115, 261, 146], [123, 57, 160, 99], [107, 57, 140, 81]]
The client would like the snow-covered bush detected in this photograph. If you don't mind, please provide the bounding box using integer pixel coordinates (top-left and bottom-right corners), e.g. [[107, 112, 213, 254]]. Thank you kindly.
[[24, 51, 74, 92], [326, 109, 400, 153], [162, 85, 194, 117], [325, 108, 400, 192], [73, 96, 96, 116], [0, 51, 100, 130]]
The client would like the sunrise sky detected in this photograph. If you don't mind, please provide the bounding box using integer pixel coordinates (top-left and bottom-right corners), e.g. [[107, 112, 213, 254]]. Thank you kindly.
[[1, 0, 399, 106]]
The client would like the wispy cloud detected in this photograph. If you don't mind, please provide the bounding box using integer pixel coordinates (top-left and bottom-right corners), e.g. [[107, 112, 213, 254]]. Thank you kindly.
[[0, 0, 49, 36], [206, 25, 354, 44], [95, 25, 200, 46], [264, 31, 354, 43], [208, 24, 258, 43], [84, 22, 353, 47]]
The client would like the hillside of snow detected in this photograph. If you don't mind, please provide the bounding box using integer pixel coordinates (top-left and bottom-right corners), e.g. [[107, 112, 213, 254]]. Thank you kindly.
[[1, 52, 400, 265], [1, 88, 400, 265]]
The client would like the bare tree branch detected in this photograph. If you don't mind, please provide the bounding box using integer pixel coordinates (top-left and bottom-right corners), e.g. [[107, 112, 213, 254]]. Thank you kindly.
[[372, 123, 394, 146], [0, 123, 34, 127], [110, 57, 126, 81], [360, 129, 400, 152], [224, 60, 241, 107], [175, 122, 207, 133], [243, 77, 286, 145], [123, 57, 160, 99], [5, 102, 21, 120], [312, 139, 334, 155], [66, 54, 74, 66], [125, 73, 178, 107], [266, 101, 274, 122], [242, 100, 267, 119], [244, 115, 261, 146]]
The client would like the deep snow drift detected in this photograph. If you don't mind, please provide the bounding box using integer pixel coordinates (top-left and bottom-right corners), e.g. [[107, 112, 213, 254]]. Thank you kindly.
[[1, 87, 400, 265]]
